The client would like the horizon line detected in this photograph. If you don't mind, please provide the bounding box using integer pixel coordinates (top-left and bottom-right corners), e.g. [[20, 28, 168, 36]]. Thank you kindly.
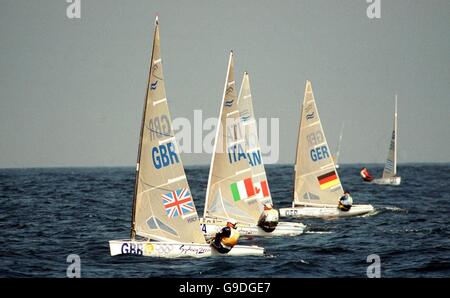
[[0, 161, 449, 170]]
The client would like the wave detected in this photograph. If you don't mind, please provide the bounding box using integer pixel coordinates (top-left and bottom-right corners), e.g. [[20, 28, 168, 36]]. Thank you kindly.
[[363, 206, 408, 217], [383, 206, 408, 212]]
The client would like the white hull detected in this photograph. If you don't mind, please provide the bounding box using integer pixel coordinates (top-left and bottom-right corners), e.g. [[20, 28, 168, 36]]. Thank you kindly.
[[279, 204, 375, 219], [109, 239, 264, 258], [200, 218, 305, 238], [371, 176, 401, 185]]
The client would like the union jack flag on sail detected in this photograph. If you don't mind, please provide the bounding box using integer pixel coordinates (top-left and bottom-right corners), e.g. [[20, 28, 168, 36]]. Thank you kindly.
[[162, 188, 196, 219]]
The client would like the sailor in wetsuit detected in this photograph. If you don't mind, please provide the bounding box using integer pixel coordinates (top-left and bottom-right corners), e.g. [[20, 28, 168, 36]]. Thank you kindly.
[[257, 203, 279, 232], [212, 218, 240, 254], [338, 191, 353, 211], [360, 167, 374, 182]]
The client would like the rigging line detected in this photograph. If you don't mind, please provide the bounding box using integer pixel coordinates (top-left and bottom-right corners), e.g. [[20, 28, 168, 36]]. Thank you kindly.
[[297, 165, 336, 178], [141, 180, 184, 193], [145, 125, 174, 138], [151, 74, 164, 81]]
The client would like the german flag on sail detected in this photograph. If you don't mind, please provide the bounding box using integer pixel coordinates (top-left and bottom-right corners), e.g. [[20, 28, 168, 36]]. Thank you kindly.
[[317, 171, 340, 190]]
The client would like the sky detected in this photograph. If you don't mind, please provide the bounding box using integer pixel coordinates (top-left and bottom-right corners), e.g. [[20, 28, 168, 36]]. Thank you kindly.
[[0, 0, 449, 168]]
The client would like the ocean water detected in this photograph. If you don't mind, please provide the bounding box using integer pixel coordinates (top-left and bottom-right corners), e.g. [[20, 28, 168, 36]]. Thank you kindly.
[[0, 164, 449, 278]]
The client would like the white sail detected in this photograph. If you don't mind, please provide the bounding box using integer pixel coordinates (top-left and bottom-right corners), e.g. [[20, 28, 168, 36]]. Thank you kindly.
[[293, 81, 344, 207], [237, 72, 273, 213], [203, 53, 262, 225], [130, 17, 205, 244], [382, 95, 398, 178]]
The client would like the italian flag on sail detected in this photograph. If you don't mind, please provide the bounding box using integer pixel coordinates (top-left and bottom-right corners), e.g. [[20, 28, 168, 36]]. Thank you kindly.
[[230, 178, 255, 202], [254, 180, 270, 199]]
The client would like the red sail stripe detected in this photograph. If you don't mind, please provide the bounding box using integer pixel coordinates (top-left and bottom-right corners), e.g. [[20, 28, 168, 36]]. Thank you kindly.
[[165, 197, 192, 208], [261, 180, 269, 197], [244, 178, 255, 197]]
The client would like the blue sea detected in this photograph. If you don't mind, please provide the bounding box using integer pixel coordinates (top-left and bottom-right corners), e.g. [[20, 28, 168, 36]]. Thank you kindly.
[[1, 164, 449, 277]]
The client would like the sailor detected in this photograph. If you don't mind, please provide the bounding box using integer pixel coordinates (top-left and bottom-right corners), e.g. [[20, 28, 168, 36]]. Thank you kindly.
[[212, 218, 240, 254], [338, 191, 353, 211], [360, 167, 374, 182], [257, 203, 279, 232]]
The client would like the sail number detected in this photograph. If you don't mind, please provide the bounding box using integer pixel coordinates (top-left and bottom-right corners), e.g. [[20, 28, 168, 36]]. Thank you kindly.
[[285, 209, 298, 216], [152, 142, 180, 169], [306, 131, 324, 146], [310, 146, 330, 162], [149, 115, 171, 141], [228, 144, 262, 167], [306, 131, 329, 162]]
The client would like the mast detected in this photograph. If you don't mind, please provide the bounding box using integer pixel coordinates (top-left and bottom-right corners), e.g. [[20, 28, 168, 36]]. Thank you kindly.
[[292, 82, 304, 207], [334, 122, 344, 168], [393, 94, 398, 175], [130, 16, 159, 239]]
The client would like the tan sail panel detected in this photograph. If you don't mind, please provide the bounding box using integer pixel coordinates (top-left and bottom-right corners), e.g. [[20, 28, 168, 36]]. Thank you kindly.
[[237, 72, 273, 213], [293, 80, 344, 207], [203, 53, 262, 225], [131, 18, 205, 244]]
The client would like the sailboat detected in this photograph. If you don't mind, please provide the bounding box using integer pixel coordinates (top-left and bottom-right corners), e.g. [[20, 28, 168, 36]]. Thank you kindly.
[[109, 17, 264, 257], [333, 123, 344, 169], [200, 69, 305, 237], [370, 95, 401, 185], [279, 81, 374, 218]]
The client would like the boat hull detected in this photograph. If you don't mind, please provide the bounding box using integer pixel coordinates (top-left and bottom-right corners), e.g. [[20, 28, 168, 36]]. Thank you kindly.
[[109, 240, 264, 258], [371, 176, 401, 185], [200, 218, 305, 238], [279, 204, 375, 219]]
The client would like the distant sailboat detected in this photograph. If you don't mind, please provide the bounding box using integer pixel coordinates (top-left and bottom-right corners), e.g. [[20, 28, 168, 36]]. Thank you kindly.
[[109, 17, 264, 257], [279, 81, 374, 218], [200, 69, 305, 237], [370, 95, 401, 185]]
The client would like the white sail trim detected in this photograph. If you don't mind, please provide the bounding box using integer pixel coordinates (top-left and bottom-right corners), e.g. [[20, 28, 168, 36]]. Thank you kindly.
[[229, 139, 245, 146], [320, 163, 335, 169], [158, 136, 176, 145], [301, 121, 320, 130], [227, 111, 239, 116], [252, 172, 266, 178], [140, 178, 185, 196], [168, 175, 187, 184], [153, 98, 167, 106], [235, 168, 251, 176], [246, 146, 261, 152], [312, 141, 327, 148]]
